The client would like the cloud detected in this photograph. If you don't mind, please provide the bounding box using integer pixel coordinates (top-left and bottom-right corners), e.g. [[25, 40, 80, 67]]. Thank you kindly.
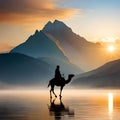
[[0, 0, 77, 24]]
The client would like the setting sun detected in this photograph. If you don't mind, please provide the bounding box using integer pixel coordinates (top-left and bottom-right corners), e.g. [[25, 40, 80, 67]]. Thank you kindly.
[[107, 45, 116, 52]]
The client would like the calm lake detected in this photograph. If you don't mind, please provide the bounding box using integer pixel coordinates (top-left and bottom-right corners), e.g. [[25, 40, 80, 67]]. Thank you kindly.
[[0, 89, 120, 120]]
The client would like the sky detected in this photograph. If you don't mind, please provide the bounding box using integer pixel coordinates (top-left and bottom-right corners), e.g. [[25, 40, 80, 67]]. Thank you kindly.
[[0, 0, 120, 52]]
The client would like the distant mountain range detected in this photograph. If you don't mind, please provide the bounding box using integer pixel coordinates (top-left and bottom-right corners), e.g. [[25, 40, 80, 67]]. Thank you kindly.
[[1, 19, 120, 88], [0, 52, 81, 87], [11, 20, 113, 71], [0, 53, 52, 87], [39, 57, 81, 78], [43, 20, 104, 70], [72, 59, 120, 88], [0, 22, 83, 87], [10, 29, 82, 74]]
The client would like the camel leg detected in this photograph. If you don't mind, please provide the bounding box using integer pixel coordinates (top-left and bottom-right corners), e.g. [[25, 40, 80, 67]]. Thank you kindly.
[[52, 89, 57, 98], [50, 85, 54, 98], [59, 86, 64, 99], [50, 85, 57, 98], [50, 89, 52, 98]]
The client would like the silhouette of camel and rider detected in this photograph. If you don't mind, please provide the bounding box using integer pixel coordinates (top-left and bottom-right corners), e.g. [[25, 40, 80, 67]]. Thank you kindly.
[[48, 65, 74, 98]]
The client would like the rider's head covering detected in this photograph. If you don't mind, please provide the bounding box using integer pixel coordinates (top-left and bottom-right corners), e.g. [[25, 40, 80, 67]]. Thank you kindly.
[[57, 65, 60, 69]]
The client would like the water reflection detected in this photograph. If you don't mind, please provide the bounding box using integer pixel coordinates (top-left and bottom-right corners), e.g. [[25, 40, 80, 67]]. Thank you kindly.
[[48, 98, 74, 120], [108, 93, 113, 114], [0, 90, 120, 120], [0, 102, 30, 120], [108, 93, 114, 120]]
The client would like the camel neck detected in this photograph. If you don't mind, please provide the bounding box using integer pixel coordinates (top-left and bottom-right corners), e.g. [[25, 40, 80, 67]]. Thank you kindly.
[[65, 76, 72, 84]]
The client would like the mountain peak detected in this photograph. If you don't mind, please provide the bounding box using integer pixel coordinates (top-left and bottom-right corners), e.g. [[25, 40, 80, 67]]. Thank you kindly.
[[35, 30, 39, 35], [54, 19, 60, 23], [53, 20, 65, 25], [43, 19, 72, 33], [45, 20, 65, 26], [45, 21, 52, 26]]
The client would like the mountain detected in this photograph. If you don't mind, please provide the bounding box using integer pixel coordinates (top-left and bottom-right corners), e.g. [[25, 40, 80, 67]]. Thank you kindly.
[[0, 53, 52, 87], [42, 20, 108, 71], [10, 29, 82, 78], [10, 30, 67, 60], [39, 57, 81, 78], [72, 59, 120, 88]]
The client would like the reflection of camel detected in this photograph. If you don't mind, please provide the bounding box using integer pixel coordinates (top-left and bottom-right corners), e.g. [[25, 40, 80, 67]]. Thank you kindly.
[[48, 74, 74, 98], [48, 98, 74, 120]]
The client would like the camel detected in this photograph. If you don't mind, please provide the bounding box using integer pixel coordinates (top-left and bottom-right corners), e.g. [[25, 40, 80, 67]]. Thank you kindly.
[[48, 74, 74, 98]]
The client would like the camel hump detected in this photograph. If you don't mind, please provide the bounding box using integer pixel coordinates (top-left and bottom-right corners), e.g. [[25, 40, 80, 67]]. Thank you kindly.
[[47, 78, 55, 87]]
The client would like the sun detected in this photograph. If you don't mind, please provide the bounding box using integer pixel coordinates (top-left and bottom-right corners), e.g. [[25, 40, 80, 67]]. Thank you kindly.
[[107, 45, 116, 52]]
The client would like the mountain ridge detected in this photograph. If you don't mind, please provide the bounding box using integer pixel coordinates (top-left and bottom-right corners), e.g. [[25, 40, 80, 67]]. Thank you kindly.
[[0, 53, 52, 86], [10, 30, 68, 61], [42, 20, 103, 71], [72, 59, 120, 88]]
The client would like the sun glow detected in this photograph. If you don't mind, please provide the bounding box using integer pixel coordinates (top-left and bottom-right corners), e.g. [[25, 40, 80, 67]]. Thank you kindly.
[[107, 45, 116, 52], [102, 37, 118, 43]]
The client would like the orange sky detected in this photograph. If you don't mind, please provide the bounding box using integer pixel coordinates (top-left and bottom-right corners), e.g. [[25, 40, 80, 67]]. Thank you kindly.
[[0, 0, 120, 52]]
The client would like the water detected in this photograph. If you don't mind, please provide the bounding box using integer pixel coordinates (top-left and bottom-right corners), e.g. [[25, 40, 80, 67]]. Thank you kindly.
[[0, 90, 120, 120]]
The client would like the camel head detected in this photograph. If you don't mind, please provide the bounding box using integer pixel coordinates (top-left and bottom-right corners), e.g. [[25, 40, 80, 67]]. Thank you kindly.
[[65, 74, 75, 84], [68, 74, 75, 79]]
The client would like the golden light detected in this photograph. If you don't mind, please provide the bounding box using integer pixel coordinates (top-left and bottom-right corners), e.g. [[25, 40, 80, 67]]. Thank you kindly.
[[108, 93, 113, 114], [102, 37, 117, 43], [107, 45, 116, 52]]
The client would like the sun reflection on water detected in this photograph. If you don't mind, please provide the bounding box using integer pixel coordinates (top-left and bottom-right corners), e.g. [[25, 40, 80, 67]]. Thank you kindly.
[[108, 93, 113, 119]]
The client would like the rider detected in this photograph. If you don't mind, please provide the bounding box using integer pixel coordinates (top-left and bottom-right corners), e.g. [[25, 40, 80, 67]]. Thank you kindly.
[[55, 65, 62, 80]]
